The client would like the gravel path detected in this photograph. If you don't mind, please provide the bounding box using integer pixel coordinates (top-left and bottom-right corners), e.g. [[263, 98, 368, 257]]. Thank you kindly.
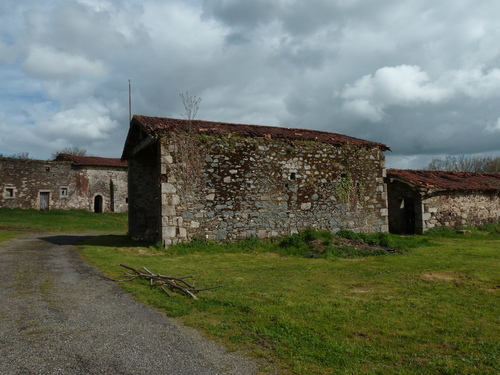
[[0, 233, 257, 375]]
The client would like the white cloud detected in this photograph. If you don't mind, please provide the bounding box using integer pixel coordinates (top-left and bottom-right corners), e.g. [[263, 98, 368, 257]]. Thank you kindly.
[[22, 45, 107, 79], [443, 67, 500, 98], [340, 65, 449, 122], [37, 99, 120, 141]]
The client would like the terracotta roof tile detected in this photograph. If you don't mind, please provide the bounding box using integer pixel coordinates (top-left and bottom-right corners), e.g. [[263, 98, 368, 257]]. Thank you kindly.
[[387, 169, 500, 191], [55, 154, 128, 167], [132, 115, 391, 151]]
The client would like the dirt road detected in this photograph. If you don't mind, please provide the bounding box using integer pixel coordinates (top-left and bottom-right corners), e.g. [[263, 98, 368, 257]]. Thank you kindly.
[[0, 233, 256, 375]]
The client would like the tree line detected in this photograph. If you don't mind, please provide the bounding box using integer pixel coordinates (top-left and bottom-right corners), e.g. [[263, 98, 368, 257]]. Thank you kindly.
[[426, 154, 500, 173]]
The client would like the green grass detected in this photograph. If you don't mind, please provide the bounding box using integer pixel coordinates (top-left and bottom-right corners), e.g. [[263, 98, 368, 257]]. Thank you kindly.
[[79, 230, 500, 375], [0, 208, 127, 233], [1, 209, 498, 374], [0, 230, 22, 243]]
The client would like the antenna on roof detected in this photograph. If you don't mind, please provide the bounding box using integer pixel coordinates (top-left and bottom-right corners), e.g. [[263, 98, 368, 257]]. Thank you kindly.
[[128, 79, 132, 121]]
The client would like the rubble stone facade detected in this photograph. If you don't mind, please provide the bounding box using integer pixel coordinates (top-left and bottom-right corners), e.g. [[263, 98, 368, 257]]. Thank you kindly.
[[123, 115, 390, 246], [0, 156, 128, 213], [423, 191, 500, 229], [387, 169, 500, 234]]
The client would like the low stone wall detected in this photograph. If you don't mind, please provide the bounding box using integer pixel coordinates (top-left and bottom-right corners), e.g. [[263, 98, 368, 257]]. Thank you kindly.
[[157, 135, 388, 246]]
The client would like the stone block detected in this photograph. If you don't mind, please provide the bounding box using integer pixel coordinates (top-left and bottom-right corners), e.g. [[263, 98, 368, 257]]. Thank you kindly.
[[301, 202, 312, 210], [216, 230, 228, 241], [179, 228, 187, 238], [163, 226, 176, 238], [163, 205, 176, 216], [162, 183, 177, 193]]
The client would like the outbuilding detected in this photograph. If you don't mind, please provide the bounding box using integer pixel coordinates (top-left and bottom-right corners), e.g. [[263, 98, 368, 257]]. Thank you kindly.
[[122, 115, 390, 246], [386, 169, 500, 234], [0, 154, 128, 213]]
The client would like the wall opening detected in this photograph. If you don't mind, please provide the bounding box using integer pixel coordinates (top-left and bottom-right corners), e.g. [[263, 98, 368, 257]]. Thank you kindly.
[[398, 198, 415, 234], [94, 195, 103, 213], [40, 192, 50, 211]]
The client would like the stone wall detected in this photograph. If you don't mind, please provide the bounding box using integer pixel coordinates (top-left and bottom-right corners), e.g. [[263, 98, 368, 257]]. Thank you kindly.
[[0, 157, 128, 212], [422, 191, 500, 230], [157, 134, 388, 246], [387, 178, 500, 234]]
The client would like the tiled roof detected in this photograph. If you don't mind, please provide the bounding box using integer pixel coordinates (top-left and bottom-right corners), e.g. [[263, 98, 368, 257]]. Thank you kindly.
[[387, 169, 500, 191], [55, 154, 128, 167], [131, 115, 391, 151]]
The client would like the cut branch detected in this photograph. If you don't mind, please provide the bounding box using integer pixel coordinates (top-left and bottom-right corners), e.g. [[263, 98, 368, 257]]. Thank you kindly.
[[119, 264, 222, 299]]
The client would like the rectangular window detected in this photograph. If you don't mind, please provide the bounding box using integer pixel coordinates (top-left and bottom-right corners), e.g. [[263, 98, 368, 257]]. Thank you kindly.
[[60, 187, 68, 197], [5, 188, 14, 198]]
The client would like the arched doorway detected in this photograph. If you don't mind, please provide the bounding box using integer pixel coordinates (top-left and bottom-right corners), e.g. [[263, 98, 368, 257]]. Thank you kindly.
[[94, 195, 103, 213]]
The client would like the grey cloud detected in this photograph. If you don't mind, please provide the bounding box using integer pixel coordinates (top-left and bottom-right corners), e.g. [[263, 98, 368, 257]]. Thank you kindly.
[[1, 0, 500, 167], [202, 0, 276, 30]]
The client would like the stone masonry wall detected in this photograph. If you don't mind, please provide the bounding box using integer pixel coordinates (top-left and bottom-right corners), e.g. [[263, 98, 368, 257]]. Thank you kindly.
[[0, 157, 127, 212], [422, 190, 500, 231], [158, 135, 388, 246]]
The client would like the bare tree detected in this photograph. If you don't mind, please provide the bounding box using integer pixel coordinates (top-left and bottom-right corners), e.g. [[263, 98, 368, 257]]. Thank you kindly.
[[51, 147, 87, 160], [167, 93, 206, 197], [6, 152, 32, 159], [426, 154, 500, 172], [179, 92, 201, 121]]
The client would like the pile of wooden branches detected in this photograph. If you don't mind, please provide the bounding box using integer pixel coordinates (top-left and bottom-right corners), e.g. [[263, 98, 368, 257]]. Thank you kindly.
[[119, 264, 222, 299]]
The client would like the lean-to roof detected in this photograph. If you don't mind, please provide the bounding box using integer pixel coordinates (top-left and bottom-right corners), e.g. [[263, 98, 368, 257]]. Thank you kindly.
[[387, 169, 500, 191], [55, 154, 128, 168]]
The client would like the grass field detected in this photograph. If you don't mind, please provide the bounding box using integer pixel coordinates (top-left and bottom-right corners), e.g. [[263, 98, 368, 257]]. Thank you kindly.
[[1, 209, 498, 374], [79, 230, 499, 374], [0, 208, 127, 233]]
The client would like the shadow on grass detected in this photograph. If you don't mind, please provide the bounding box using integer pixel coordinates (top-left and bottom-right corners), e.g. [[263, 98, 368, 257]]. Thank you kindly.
[[79, 234, 152, 248], [39, 235, 97, 246]]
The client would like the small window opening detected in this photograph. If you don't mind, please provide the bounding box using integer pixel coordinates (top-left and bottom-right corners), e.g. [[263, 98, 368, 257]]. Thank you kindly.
[[5, 188, 14, 197], [45, 167, 50, 172], [60, 187, 68, 197], [290, 172, 296, 180]]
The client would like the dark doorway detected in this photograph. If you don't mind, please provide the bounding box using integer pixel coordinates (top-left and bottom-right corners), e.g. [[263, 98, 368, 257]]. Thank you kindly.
[[399, 198, 415, 234], [40, 192, 50, 211], [94, 195, 103, 213]]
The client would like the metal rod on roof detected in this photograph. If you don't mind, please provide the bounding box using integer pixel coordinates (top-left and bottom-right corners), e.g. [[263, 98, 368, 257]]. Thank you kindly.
[[128, 80, 132, 121]]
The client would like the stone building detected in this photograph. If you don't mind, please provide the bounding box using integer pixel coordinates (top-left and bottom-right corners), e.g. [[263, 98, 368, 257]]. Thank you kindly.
[[0, 154, 128, 213], [122, 115, 390, 246], [386, 169, 500, 234]]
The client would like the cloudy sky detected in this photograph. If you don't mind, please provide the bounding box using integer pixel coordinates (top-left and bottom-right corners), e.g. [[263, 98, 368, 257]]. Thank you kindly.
[[1, 0, 500, 168]]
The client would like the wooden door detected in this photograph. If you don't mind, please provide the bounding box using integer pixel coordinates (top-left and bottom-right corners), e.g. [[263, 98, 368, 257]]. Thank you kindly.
[[40, 192, 50, 211]]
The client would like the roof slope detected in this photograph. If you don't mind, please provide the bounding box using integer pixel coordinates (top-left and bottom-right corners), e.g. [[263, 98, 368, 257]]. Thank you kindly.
[[122, 115, 390, 159], [55, 154, 128, 167], [387, 169, 500, 191]]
